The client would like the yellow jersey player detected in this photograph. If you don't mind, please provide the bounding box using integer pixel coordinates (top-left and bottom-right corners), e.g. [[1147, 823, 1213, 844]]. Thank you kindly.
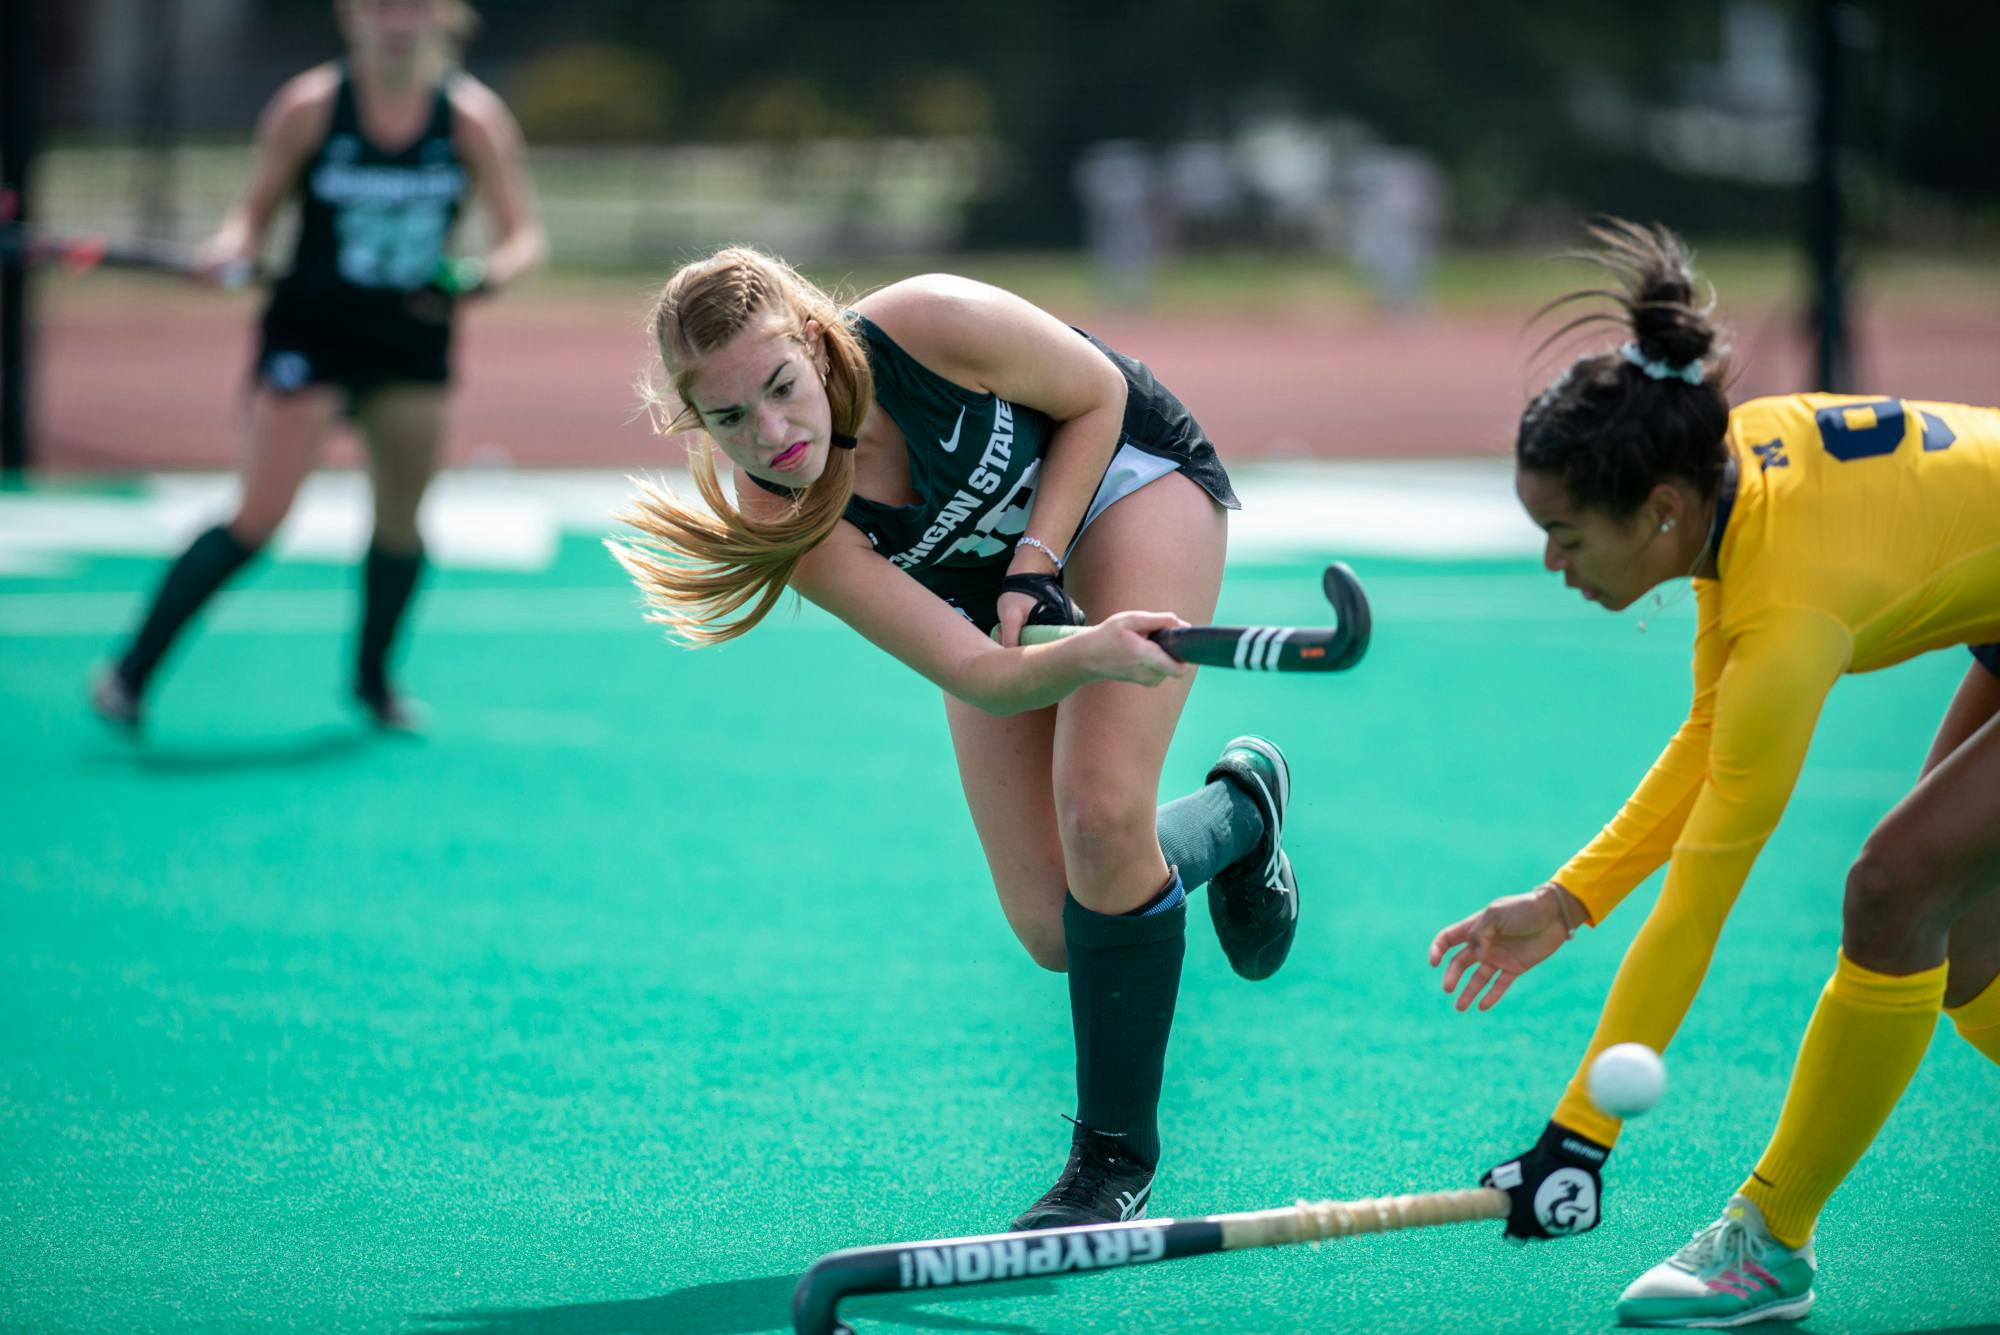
[[1429, 219, 2000, 1326]]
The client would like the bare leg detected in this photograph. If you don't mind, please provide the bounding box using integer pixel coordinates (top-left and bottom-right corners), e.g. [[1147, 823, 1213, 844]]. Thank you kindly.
[[949, 471, 1228, 1220], [1927, 664, 2000, 1006], [1844, 669, 2000, 983], [1053, 471, 1228, 912], [105, 387, 340, 709], [1046, 473, 1225, 1183], [230, 386, 345, 545], [943, 472, 1229, 960], [354, 385, 446, 553], [350, 386, 447, 719], [944, 700, 1067, 969]]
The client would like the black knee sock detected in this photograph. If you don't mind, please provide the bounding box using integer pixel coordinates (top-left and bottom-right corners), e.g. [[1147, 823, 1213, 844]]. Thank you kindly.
[[1065, 877, 1187, 1168], [356, 540, 425, 701], [1156, 779, 1263, 890], [117, 523, 259, 693]]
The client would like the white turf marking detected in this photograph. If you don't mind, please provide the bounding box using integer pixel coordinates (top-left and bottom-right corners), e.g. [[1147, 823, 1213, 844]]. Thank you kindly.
[[0, 576, 1683, 639], [0, 462, 1672, 640], [0, 461, 1536, 577]]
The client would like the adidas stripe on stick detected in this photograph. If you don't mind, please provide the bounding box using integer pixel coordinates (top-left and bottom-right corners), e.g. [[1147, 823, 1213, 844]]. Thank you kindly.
[[792, 1186, 1505, 1335], [1013, 561, 1372, 674]]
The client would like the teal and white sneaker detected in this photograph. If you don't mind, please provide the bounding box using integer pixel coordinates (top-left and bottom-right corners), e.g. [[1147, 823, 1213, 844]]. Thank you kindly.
[[1617, 1195, 1816, 1328], [1204, 735, 1297, 981]]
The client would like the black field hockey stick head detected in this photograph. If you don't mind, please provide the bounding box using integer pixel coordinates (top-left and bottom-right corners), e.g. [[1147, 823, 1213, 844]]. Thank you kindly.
[[1008, 560, 1371, 673], [793, 1217, 1224, 1335], [792, 1186, 1503, 1334], [1317, 560, 1372, 670]]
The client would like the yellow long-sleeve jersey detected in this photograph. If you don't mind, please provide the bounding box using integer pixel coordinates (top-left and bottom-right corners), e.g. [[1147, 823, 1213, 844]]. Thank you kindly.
[[1550, 393, 2000, 1145]]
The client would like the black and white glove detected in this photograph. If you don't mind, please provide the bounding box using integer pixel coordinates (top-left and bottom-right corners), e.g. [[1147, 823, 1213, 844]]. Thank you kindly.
[[1481, 1121, 1610, 1242], [1000, 572, 1086, 629]]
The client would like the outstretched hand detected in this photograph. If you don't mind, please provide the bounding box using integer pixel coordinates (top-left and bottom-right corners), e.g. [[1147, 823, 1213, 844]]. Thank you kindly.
[[191, 229, 254, 287], [1429, 882, 1586, 1012]]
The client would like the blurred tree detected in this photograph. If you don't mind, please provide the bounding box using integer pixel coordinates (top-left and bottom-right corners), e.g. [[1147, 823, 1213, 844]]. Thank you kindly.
[[892, 68, 995, 138], [1867, 3, 2000, 198], [509, 42, 671, 143], [44, 0, 2000, 247], [717, 76, 869, 143]]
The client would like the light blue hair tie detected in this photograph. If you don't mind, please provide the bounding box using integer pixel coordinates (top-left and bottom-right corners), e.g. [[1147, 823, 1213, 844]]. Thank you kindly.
[[1621, 341, 1704, 386]]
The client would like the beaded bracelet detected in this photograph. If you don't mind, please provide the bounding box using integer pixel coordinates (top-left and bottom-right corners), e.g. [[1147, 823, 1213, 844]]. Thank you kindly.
[[1015, 535, 1065, 573]]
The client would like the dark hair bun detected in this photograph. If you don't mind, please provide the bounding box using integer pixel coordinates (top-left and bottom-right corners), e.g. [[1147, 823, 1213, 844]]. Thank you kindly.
[[1516, 218, 1733, 517], [1598, 219, 1715, 370]]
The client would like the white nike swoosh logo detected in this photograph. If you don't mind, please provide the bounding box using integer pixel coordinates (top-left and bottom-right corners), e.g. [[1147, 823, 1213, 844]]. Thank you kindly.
[[939, 406, 966, 453]]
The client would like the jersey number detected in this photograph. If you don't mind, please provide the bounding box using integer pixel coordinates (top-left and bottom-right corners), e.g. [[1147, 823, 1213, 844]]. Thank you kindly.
[[1814, 398, 1956, 462], [336, 202, 449, 290]]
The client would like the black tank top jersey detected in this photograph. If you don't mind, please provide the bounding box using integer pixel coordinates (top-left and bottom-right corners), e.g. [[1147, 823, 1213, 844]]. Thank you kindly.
[[777, 313, 1237, 613], [281, 68, 467, 296], [842, 313, 1057, 604]]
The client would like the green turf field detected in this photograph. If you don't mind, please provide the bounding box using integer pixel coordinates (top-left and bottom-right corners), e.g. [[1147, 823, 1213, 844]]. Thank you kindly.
[[4, 519, 1996, 1335]]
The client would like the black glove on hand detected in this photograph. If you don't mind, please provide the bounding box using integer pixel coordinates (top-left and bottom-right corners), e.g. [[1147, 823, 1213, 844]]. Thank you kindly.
[[1481, 1121, 1610, 1241], [406, 257, 488, 324], [1000, 572, 1085, 629]]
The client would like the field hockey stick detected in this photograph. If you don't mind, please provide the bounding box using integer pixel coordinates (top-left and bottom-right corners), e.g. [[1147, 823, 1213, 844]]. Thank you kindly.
[[1011, 561, 1371, 673], [0, 223, 256, 288], [792, 1185, 1505, 1335]]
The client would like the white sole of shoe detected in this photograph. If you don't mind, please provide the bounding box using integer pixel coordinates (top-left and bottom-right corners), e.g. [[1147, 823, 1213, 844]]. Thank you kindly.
[[1225, 736, 1289, 819], [1628, 1291, 1815, 1329], [1220, 735, 1289, 881]]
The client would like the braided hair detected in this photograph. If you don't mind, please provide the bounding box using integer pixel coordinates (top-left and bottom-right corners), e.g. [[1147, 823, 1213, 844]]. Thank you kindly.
[[1517, 219, 1732, 517]]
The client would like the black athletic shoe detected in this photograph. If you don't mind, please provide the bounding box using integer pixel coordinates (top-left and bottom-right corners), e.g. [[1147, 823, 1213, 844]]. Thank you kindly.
[[89, 667, 143, 732], [1205, 735, 1298, 981], [353, 682, 427, 734], [1011, 1120, 1156, 1231]]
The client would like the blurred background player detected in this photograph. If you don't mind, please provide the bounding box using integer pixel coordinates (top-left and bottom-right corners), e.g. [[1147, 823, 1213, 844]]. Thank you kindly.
[[1430, 220, 2000, 1326], [609, 247, 1300, 1229], [88, 0, 544, 731]]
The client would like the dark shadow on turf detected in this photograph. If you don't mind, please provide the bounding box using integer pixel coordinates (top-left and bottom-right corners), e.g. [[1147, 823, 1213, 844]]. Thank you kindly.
[[1805, 1327, 2000, 1335], [410, 1271, 1060, 1335], [86, 726, 380, 774]]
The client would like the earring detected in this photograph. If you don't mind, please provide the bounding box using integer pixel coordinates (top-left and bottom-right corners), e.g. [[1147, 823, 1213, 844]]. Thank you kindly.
[[1659, 518, 1676, 534]]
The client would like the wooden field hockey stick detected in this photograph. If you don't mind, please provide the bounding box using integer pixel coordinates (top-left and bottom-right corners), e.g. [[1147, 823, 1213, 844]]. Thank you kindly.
[[1011, 561, 1371, 673], [0, 223, 255, 288], [791, 1185, 1506, 1334]]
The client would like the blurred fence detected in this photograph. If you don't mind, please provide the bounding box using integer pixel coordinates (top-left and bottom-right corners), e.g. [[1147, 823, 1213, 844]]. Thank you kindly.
[[11, 0, 2000, 475], [34, 139, 1006, 267], [32, 0, 2000, 256]]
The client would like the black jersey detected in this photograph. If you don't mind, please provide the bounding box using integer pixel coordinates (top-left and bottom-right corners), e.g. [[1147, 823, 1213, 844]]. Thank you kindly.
[[754, 312, 1238, 630], [843, 312, 1059, 593], [281, 67, 467, 295]]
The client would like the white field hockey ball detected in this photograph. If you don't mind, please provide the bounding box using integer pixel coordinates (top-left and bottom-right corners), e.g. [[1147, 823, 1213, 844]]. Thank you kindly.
[[1587, 1042, 1667, 1119]]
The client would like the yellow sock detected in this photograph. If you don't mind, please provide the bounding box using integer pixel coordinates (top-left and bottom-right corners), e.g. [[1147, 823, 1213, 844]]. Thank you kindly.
[[1946, 969, 2000, 1065], [1739, 950, 1947, 1249]]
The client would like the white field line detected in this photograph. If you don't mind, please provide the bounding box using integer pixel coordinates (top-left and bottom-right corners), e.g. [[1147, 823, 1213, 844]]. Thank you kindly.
[[0, 461, 1542, 576], [0, 462, 1688, 640], [0, 575, 1695, 639]]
